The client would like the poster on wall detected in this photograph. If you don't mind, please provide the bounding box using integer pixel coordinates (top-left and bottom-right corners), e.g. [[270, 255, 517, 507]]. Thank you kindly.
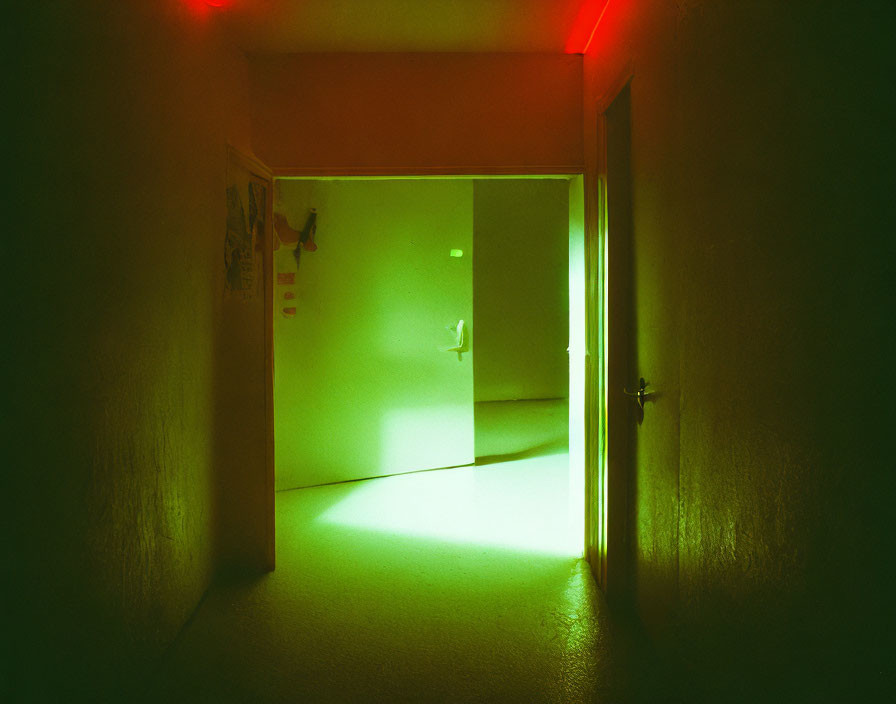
[[225, 149, 271, 300]]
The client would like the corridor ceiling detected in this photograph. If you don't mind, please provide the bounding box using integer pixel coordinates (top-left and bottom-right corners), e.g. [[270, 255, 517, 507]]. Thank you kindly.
[[219, 0, 591, 53]]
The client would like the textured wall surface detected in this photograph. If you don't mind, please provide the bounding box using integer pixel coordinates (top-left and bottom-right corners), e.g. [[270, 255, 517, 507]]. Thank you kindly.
[[473, 180, 569, 402], [583, 0, 895, 698], [248, 53, 583, 173], [7, 2, 260, 699]]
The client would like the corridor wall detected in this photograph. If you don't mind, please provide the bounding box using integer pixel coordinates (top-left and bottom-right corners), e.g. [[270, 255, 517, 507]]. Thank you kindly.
[[583, 0, 894, 699], [8, 2, 263, 698], [248, 53, 583, 174]]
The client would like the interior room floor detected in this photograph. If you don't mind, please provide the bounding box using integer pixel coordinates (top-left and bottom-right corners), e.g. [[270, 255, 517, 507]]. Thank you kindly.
[[149, 445, 651, 703]]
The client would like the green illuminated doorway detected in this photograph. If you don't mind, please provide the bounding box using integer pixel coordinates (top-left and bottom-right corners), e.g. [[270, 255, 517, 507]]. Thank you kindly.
[[270, 175, 586, 558]]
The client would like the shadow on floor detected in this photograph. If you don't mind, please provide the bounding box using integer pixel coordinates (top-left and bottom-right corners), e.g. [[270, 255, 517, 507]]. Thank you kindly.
[[475, 437, 570, 467], [475, 398, 569, 460]]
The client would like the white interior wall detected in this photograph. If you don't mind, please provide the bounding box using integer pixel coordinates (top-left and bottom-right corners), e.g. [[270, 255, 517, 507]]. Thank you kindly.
[[472, 179, 570, 402]]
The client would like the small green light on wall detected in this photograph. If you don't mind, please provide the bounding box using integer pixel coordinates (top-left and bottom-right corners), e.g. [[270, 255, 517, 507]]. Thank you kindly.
[[450, 249, 464, 258]]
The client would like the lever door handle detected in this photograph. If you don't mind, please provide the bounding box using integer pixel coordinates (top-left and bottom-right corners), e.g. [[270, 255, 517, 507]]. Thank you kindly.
[[623, 377, 654, 410], [444, 320, 468, 359]]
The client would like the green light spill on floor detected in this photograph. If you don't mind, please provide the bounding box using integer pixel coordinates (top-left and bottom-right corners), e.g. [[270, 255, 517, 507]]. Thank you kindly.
[[319, 452, 576, 556], [148, 453, 648, 702], [147, 402, 651, 701]]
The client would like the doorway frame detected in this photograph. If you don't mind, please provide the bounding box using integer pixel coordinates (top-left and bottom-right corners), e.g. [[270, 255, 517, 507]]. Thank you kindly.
[[262, 168, 589, 564], [225, 145, 276, 572], [585, 67, 635, 599]]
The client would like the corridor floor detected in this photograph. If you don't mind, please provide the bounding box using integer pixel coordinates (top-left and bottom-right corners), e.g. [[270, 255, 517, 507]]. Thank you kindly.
[[149, 449, 650, 702]]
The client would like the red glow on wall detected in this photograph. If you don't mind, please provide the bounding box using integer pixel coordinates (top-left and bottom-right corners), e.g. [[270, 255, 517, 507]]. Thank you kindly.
[[565, 0, 611, 54]]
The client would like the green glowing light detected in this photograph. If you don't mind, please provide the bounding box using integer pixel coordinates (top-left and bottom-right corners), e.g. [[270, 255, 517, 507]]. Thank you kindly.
[[598, 177, 609, 564], [273, 175, 588, 559], [319, 454, 577, 556], [568, 176, 586, 557]]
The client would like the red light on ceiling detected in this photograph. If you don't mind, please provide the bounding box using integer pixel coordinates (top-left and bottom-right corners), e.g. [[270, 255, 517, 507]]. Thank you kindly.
[[182, 0, 232, 17], [565, 0, 611, 54]]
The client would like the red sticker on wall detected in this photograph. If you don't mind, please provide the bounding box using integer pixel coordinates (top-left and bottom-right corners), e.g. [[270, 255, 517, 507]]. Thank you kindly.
[[277, 272, 295, 285], [283, 291, 295, 300], [282, 307, 296, 318]]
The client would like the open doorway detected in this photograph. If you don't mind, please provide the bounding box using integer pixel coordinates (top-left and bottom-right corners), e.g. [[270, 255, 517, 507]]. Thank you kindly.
[[471, 178, 576, 557], [269, 175, 585, 558], [472, 178, 569, 465]]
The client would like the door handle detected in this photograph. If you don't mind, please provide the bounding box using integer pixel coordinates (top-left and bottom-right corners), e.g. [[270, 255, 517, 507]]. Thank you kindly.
[[444, 320, 468, 360], [623, 377, 654, 410]]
